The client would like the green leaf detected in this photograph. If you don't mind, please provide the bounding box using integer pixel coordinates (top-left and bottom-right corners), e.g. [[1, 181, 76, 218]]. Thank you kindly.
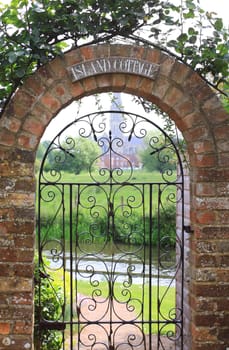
[[8, 51, 17, 63], [214, 18, 223, 31], [189, 35, 197, 44], [15, 67, 26, 78], [177, 33, 188, 42]]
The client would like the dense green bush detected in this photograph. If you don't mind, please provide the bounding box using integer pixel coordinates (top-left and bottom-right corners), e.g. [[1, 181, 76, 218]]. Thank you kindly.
[[39, 204, 176, 247], [34, 258, 64, 350]]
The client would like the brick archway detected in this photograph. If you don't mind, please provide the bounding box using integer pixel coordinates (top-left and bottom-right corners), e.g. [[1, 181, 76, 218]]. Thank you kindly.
[[0, 44, 228, 350]]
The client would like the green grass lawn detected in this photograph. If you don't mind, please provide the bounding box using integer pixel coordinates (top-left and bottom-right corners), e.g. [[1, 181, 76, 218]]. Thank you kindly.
[[37, 169, 177, 246], [75, 279, 175, 334], [49, 267, 175, 335]]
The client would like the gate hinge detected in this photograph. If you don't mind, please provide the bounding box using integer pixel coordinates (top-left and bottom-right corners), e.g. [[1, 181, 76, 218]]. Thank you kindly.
[[40, 321, 66, 331], [183, 225, 194, 234]]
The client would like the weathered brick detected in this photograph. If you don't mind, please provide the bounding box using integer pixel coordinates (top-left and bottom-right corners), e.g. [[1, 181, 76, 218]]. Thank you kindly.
[[131, 45, 145, 59], [217, 269, 229, 282], [174, 98, 195, 117], [195, 240, 217, 253], [163, 85, 184, 107], [195, 254, 217, 268], [14, 208, 35, 222], [216, 210, 229, 224], [0, 129, 15, 147], [112, 73, 127, 91], [64, 48, 83, 67], [82, 76, 97, 93], [218, 152, 229, 167], [192, 140, 214, 154], [40, 92, 61, 113], [138, 77, 155, 99], [0, 178, 15, 192], [0, 208, 15, 222], [184, 125, 210, 142], [110, 44, 131, 58], [218, 328, 229, 342], [195, 197, 229, 210], [209, 108, 229, 125], [48, 56, 66, 79], [13, 264, 34, 278], [14, 235, 34, 249], [0, 322, 11, 335], [11, 293, 32, 305], [30, 104, 52, 127], [70, 81, 85, 99], [0, 278, 32, 292], [95, 74, 113, 91], [17, 132, 39, 150], [11, 90, 36, 119], [80, 46, 96, 60], [195, 183, 216, 196], [24, 74, 45, 96], [0, 335, 33, 349], [22, 117, 45, 136], [198, 226, 229, 240], [192, 325, 217, 342], [194, 283, 229, 297], [145, 48, 161, 63], [1, 116, 21, 133], [159, 54, 176, 76], [52, 82, 72, 104], [125, 74, 142, 94], [152, 76, 170, 100], [182, 111, 203, 129], [192, 342, 225, 350], [0, 222, 34, 236], [11, 149, 35, 163], [14, 179, 35, 192], [192, 153, 217, 167], [5, 193, 35, 207], [170, 60, 190, 84], [196, 210, 216, 224], [195, 269, 216, 282], [13, 321, 32, 335], [214, 123, 229, 140], [193, 168, 229, 182]]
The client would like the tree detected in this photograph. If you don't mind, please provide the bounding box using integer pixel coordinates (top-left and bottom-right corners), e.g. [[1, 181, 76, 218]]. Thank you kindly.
[[0, 0, 228, 115], [139, 132, 177, 173], [42, 136, 100, 175]]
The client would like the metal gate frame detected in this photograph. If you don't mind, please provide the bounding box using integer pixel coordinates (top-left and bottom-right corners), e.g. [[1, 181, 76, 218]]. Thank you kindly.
[[36, 110, 184, 350]]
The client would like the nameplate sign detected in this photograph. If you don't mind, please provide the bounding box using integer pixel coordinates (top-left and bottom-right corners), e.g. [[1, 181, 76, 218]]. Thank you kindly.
[[69, 57, 160, 82]]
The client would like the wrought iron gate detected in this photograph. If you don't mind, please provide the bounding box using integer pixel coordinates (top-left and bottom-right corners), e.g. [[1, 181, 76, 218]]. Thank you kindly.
[[36, 110, 184, 350]]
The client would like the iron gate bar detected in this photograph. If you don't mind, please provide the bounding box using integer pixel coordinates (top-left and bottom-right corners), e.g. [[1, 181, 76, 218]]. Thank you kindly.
[[37, 110, 184, 350]]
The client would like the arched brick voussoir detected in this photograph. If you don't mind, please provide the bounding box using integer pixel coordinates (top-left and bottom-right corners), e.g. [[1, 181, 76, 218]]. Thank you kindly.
[[3, 88, 37, 121]]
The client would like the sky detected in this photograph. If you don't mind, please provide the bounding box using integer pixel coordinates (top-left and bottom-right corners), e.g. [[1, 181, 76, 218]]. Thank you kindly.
[[200, 0, 229, 23]]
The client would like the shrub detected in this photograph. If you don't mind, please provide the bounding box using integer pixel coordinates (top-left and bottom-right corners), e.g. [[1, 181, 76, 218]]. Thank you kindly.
[[34, 257, 64, 350]]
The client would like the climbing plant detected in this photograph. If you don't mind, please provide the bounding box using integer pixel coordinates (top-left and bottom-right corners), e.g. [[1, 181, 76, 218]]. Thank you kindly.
[[0, 0, 228, 114]]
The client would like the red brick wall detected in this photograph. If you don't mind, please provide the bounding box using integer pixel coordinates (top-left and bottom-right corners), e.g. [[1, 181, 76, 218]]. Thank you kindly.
[[0, 44, 228, 349]]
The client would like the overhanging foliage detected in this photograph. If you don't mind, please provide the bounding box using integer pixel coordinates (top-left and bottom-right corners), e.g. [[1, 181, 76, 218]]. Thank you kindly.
[[0, 0, 228, 115]]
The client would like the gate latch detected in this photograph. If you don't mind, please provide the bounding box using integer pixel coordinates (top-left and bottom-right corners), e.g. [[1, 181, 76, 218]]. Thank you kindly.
[[183, 225, 194, 234]]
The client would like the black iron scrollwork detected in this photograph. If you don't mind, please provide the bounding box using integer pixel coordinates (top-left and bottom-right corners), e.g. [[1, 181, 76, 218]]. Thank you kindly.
[[37, 109, 184, 350]]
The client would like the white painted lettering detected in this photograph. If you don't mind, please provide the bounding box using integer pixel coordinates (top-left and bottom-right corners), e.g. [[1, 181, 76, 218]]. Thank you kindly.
[[69, 57, 160, 82]]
